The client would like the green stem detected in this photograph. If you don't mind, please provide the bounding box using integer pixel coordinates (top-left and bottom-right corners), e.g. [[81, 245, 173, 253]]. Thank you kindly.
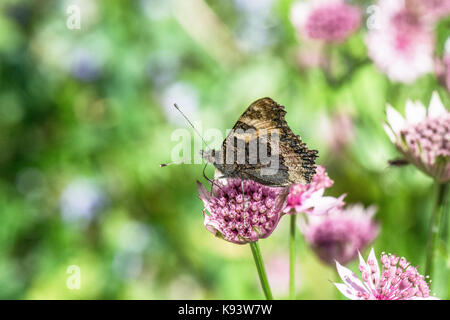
[[289, 214, 297, 300], [250, 241, 273, 300], [425, 183, 449, 278]]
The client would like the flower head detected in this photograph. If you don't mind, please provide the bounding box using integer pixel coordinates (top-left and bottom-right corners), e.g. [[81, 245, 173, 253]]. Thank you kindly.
[[366, 0, 434, 84], [301, 204, 379, 265], [283, 165, 345, 215], [334, 248, 438, 300], [290, 0, 361, 43], [384, 91, 450, 182], [197, 178, 288, 244]]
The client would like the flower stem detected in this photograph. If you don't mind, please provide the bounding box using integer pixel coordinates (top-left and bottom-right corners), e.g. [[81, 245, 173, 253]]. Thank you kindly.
[[425, 183, 449, 278], [250, 241, 273, 300], [289, 214, 296, 300]]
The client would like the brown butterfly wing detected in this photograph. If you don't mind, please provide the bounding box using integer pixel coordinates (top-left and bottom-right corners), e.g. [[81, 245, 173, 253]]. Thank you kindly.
[[216, 97, 317, 186]]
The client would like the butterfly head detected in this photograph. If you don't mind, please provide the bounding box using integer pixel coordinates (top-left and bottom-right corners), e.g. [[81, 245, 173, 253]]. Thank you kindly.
[[200, 149, 217, 165]]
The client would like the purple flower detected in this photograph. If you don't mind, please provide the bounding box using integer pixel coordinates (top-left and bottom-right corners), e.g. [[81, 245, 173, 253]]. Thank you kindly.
[[301, 204, 379, 265], [290, 0, 361, 43], [69, 49, 102, 82], [197, 178, 288, 244], [283, 165, 345, 215], [334, 248, 438, 300], [384, 91, 450, 182], [365, 0, 434, 84]]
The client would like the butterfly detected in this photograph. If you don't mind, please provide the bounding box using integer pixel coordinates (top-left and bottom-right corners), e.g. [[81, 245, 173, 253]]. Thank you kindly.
[[201, 97, 318, 187]]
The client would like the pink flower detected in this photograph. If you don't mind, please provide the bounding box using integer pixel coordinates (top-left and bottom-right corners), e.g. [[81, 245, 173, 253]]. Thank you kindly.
[[290, 0, 361, 43], [334, 248, 438, 300], [384, 91, 450, 182], [283, 166, 345, 215], [366, 0, 434, 84], [301, 204, 379, 265], [197, 178, 288, 244]]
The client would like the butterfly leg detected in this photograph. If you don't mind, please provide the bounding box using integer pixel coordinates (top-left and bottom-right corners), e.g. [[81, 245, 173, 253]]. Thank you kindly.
[[202, 163, 215, 196]]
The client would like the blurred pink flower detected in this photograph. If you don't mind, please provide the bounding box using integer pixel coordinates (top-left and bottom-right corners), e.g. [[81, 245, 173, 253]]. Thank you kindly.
[[334, 248, 438, 300], [283, 166, 345, 215], [301, 204, 379, 265], [265, 254, 302, 296], [197, 178, 288, 244], [290, 0, 361, 43], [296, 41, 328, 69], [318, 111, 355, 154], [384, 91, 450, 182], [366, 0, 434, 84]]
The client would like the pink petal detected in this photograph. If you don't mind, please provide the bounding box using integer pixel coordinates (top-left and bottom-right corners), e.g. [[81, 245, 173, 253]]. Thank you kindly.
[[334, 283, 362, 300], [428, 91, 446, 118], [203, 211, 221, 236], [335, 260, 368, 294], [405, 100, 426, 124], [197, 181, 211, 201], [367, 248, 380, 276]]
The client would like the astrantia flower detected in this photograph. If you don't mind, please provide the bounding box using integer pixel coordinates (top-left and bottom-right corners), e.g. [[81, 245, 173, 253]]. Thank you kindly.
[[197, 178, 288, 244], [366, 0, 434, 84], [283, 165, 345, 215], [301, 204, 379, 265], [334, 248, 438, 300], [384, 91, 450, 182], [290, 0, 361, 43]]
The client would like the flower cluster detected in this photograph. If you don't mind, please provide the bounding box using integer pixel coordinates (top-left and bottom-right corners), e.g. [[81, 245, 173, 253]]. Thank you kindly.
[[197, 178, 288, 244], [290, 0, 361, 43], [384, 91, 450, 182], [301, 205, 379, 265], [335, 248, 437, 300]]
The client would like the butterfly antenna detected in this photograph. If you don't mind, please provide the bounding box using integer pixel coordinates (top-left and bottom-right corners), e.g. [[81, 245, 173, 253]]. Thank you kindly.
[[173, 103, 210, 151], [160, 103, 210, 168]]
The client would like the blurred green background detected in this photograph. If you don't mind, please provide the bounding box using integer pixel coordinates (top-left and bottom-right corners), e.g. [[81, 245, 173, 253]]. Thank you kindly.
[[0, 0, 448, 299]]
